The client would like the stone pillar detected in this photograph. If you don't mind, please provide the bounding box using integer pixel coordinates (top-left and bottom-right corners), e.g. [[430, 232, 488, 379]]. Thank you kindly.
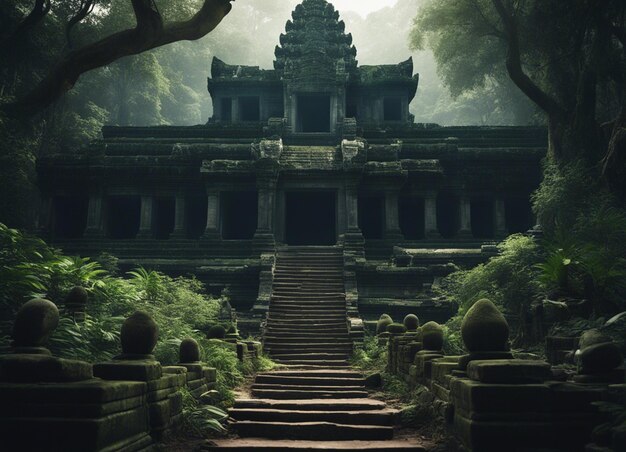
[[253, 176, 277, 253], [343, 179, 364, 256], [495, 196, 508, 238], [171, 195, 186, 239], [384, 190, 404, 240], [424, 192, 440, 239], [458, 194, 472, 238], [84, 194, 104, 238], [202, 189, 220, 240], [137, 196, 153, 239]]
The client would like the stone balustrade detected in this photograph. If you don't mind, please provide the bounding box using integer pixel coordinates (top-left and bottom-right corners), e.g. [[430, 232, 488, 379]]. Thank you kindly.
[[0, 300, 222, 451], [382, 300, 625, 452]]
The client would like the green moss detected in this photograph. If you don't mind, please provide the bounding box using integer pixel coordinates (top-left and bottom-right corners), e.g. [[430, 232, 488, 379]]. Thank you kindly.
[[387, 323, 408, 335]]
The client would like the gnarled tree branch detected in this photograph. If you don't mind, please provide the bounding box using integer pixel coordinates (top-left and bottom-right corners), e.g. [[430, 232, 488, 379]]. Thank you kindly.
[[0, 0, 51, 51], [4, 0, 233, 118], [491, 0, 565, 118], [66, 0, 97, 49]]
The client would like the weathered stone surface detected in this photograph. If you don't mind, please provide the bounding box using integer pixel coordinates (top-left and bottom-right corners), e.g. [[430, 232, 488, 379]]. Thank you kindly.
[[12, 298, 59, 347], [65, 286, 88, 308], [403, 314, 419, 331], [376, 315, 393, 335], [387, 323, 407, 335], [579, 329, 613, 350], [120, 311, 158, 356], [466, 359, 552, 384], [421, 321, 444, 351], [208, 325, 227, 339], [179, 338, 201, 363], [0, 354, 93, 383], [579, 342, 623, 374], [94, 359, 162, 382], [458, 351, 514, 370], [364, 372, 382, 388], [461, 299, 509, 352]]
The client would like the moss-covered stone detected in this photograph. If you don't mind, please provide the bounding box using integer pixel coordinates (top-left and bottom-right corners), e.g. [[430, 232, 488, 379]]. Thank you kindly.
[[387, 323, 407, 335], [207, 325, 226, 339], [579, 342, 623, 374], [579, 329, 612, 349], [120, 311, 158, 356], [12, 299, 59, 348], [422, 321, 444, 351], [376, 315, 393, 335], [461, 299, 509, 352], [403, 314, 420, 331], [179, 338, 200, 363]]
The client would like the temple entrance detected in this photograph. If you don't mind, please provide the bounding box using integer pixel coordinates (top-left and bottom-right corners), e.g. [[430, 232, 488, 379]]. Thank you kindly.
[[296, 94, 331, 133], [285, 191, 336, 245]]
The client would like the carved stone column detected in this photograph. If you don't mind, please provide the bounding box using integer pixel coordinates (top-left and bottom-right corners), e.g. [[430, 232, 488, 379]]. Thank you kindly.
[[84, 194, 105, 238], [137, 195, 153, 239], [202, 189, 220, 240], [495, 196, 508, 238], [253, 175, 277, 253], [171, 194, 186, 239], [458, 194, 472, 238], [424, 191, 440, 239], [343, 178, 364, 257], [384, 190, 404, 241]]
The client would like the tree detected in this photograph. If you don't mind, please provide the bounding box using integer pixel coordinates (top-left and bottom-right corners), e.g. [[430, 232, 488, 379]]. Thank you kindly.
[[412, 0, 626, 201], [1, 0, 233, 117]]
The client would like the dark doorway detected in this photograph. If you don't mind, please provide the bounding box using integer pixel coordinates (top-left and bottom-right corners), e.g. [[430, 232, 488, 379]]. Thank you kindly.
[[53, 196, 88, 239], [297, 95, 331, 133], [471, 197, 495, 238], [399, 196, 425, 239], [506, 196, 534, 233], [437, 192, 460, 239], [384, 97, 402, 121], [186, 196, 208, 239], [107, 196, 140, 239], [221, 98, 232, 122], [285, 191, 336, 245], [239, 96, 260, 122], [358, 195, 384, 239], [154, 198, 175, 240], [221, 192, 257, 239]]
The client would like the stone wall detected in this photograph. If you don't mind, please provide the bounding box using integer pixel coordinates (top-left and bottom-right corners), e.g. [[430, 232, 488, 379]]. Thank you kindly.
[[0, 300, 225, 451], [380, 300, 626, 452]]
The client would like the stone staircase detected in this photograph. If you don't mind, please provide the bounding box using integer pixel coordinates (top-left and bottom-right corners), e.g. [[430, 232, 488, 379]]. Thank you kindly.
[[209, 247, 424, 451], [263, 246, 352, 368]]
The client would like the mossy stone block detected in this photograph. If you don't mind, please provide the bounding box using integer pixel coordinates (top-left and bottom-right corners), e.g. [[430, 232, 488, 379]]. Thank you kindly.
[[0, 354, 92, 383], [461, 299, 509, 352], [466, 359, 552, 384]]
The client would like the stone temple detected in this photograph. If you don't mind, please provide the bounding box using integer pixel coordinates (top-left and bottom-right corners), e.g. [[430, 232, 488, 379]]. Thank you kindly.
[[37, 0, 546, 334]]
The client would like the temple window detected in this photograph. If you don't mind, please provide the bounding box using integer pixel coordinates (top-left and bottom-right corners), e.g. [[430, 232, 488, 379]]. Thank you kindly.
[[506, 196, 533, 233], [297, 94, 331, 132], [107, 196, 141, 239], [221, 98, 232, 122], [470, 196, 495, 238], [52, 196, 88, 239], [238, 96, 260, 122], [154, 198, 175, 240], [220, 191, 258, 239], [383, 97, 402, 122], [437, 191, 460, 238], [358, 195, 384, 239], [399, 196, 425, 239]]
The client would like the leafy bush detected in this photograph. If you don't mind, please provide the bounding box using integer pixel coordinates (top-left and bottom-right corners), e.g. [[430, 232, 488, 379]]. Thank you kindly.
[[351, 334, 387, 373]]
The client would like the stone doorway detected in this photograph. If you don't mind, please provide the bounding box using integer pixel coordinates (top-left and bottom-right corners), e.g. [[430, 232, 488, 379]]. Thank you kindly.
[[296, 94, 331, 133], [285, 191, 336, 245]]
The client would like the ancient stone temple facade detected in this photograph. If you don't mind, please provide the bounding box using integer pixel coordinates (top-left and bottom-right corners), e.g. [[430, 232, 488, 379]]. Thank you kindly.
[[37, 0, 546, 331]]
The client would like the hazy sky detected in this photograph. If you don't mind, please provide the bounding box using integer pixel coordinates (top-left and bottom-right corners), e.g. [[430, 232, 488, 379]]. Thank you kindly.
[[331, 0, 399, 17]]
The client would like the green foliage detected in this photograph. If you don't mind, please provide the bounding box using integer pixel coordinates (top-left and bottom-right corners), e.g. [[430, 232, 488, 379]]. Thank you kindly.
[[179, 387, 228, 437], [351, 334, 388, 373]]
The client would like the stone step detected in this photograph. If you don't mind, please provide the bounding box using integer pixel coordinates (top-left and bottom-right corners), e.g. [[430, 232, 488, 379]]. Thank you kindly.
[[264, 341, 353, 348], [264, 337, 351, 344], [263, 331, 350, 338], [251, 384, 365, 392], [267, 353, 351, 361], [258, 370, 364, 379], [234, 398, 386, 411], [228, 408, 396, 426], [264, 322, 347, 329], [209, 438, 425, 451], [249, 388, 370, 400], [255, 375, 365, 386], [264, 324, 348, 332], [232, 421, 394, 441], [271, 295, 346, 300], [271, 290, 346, 297], [270, 360, 351, 368]]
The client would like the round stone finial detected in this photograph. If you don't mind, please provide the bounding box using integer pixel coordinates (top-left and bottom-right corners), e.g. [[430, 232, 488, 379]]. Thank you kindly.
[[422, 321, 444, 351], [12, 298, 59, 348], [65, 286, 88, 308], [179, 338, 201, 363], [120, 311, 158, 355], [376, 314, 393, 335], [207, 325, 226, 339], [461, 299, 509, 352], [403, 314, 420, 331]]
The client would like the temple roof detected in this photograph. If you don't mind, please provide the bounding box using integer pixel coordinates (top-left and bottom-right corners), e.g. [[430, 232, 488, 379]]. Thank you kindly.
[[210, 57, 279, 82]]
